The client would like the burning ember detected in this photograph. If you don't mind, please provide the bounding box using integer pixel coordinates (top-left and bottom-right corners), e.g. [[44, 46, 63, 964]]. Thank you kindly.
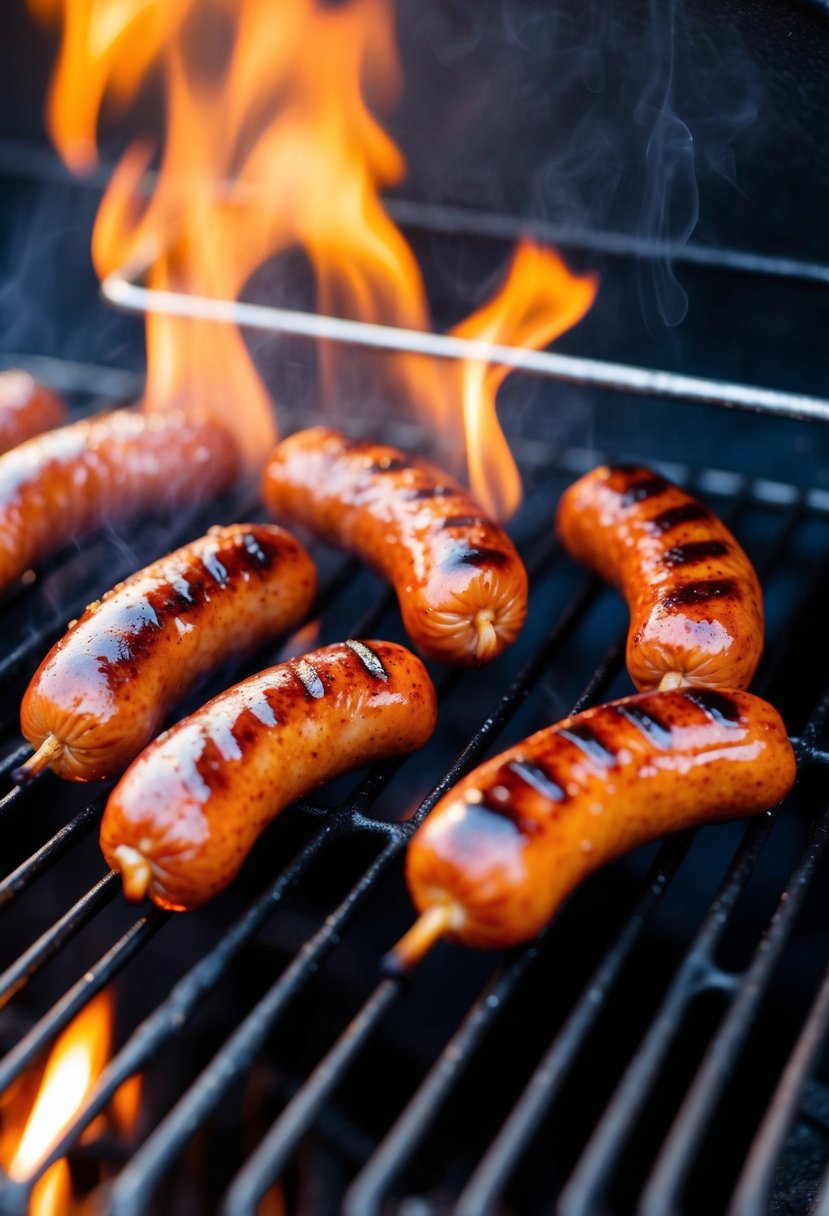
[[30, 0, 597, 511], [0, 991, 139, 1215]]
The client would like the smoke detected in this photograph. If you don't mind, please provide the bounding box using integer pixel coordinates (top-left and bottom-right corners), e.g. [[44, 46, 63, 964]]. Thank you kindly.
[[395, 0, 762, 335], [634, 0, 698, 329]]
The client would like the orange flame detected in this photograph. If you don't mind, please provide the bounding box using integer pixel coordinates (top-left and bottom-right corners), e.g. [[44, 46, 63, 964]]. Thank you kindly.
[[0, 991, 143, 1215], [31, 0, 598, 503], [449, 243, 598, 519], [28, 0, 196, 174], [7, 992, 113, 1185], [111, 1072, 142, 1134]]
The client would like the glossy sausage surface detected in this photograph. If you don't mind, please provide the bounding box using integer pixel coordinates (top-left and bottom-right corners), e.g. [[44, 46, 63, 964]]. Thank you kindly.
[[0, 371, 66, 453], [556, 465, 764, 691], [19, 524, 316, 782], [402, 688, 795, 953], [101, 640, 437, 910], [0, 409, 239, 594], [261, 427, 528, 666]]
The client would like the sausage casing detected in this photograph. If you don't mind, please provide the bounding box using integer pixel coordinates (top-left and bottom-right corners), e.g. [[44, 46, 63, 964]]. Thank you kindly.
[[261, 428, 528, 666], [19, 524, 316, 782], [0, 409, 238, 593], [100, 640, 437, 910], [556, 465, 764, 691], [403, 688, 795, 952], [0, 371, 66, 452]]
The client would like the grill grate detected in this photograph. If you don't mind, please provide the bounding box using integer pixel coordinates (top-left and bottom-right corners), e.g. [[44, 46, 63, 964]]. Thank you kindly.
[[2, 133, 829, 1214], [0, 406, 825, 1214]]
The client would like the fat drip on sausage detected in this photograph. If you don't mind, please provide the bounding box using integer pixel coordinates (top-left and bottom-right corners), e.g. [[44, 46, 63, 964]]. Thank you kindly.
[[261, 427, 528, 667], [100, 640, 438, 910], [18, 524, 317, 782], [386, 688, 796, 968], [556, 465, 764, 691]]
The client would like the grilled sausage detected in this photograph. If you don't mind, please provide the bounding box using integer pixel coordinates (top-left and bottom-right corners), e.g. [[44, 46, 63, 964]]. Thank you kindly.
[[100, 640, 437, 909], [0, 371, 66, 452], [18, 525, 316, 783], [556, 465, 764, 692], [388, 688, 795, 964], [261, 428, 528, 666], [0, 409, 239, 594]]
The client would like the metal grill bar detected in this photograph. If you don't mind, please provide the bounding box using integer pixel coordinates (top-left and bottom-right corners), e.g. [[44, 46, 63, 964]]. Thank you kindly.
[[106, 835, 401, 1216], [638, 800, 829, 1215], [12, 824, 341, 1202], [0, 908, 166, 1098], [455, 832, 695, 1216], [0, 800, 105, 907], [733, 958, 829, 1215], [221, 978, 402, 1216], [103, 268, 829, 425], [0, 872, 119, 1008], [4, 138, 829, 287], [0, 424, 824, 1215]]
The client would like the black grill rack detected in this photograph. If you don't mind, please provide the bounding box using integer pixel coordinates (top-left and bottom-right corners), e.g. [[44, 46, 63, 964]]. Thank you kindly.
[[0, 353, 826, 1214]]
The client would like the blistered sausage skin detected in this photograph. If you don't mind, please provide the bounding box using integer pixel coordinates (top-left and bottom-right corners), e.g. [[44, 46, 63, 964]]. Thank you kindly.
[[100, 640, 437, 910], [390, 689, 795, 963], [18, 525, 316, 783], [0, 409, 239, 594], [0, 371, 66, 452], [261, 428, 528, 666], [556, 465, 764, 691]]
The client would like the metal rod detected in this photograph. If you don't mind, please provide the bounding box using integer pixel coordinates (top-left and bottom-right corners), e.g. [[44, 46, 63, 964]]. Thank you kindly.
[[638, 807, 829, 1216], [106, 837, 400, 1216], [5, 138, 829, 286], [729, 957, 829, 1216], [11, 824, 340, 1196], [0, 801, 106, 908], [0, 910, 167, 1095], [0, 871, 120, 1008], [455, 833, 695, 1216], [101, 269, 829, 425], [344, 947, 545, 1216], [222, 979, 402, 1216]]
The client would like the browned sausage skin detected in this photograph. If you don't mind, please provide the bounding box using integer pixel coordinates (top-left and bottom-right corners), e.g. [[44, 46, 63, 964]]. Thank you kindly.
[[261, 427, 528, 666], [18, 524, 316, 783], [0, 408, 238, 594], [0, 371, 66, 452], [388, 688, 795, 966], [100, 640, 437, 910], [556, 465, 764, 691]]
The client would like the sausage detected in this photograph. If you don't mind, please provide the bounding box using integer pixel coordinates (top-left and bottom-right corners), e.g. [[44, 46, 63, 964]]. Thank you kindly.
[[100, 640, 437, 909], [556, 465, 764, 692], [261, 428, 528, 666], [387, 688, 795, 965], [0, 408, 239, 594], [18, 524, 316, 783], [0, 371, 66, 452]]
